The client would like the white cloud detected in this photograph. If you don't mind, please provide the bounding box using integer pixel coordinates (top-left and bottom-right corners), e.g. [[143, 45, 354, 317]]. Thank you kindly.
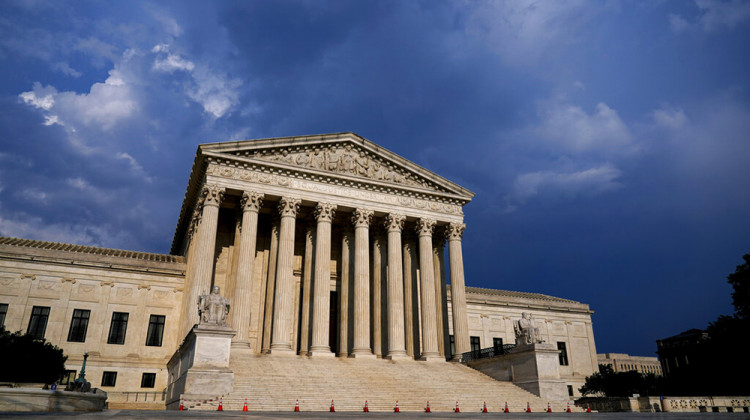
[[466, 0, 603, 67], [116, 152, 154, 183], [19, 83, 56, 110], [188, 67, 242, 118], [506, 163, 623, 208], [670, 0, 750, 33], [152, 44, 195, 73], [653, 106, 688, 129], [536, 102, 633, 154]]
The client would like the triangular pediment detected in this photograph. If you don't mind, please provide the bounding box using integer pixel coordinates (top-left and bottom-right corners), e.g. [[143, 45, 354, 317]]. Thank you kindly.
[[199, 132, 474, 199]]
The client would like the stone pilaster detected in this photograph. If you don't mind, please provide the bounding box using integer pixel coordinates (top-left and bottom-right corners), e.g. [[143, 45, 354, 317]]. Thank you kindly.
[[298, 223, 315, 354], [446, 222, 470, 360], [231, 191, 263, 349], [261, 217, 279, 353], [416, 218, 441, 361], [269, 197, 301, 355], [338, 228, 352, 357], [180, 184, 224, 339], [309, 203, 336, 357], [350, 208, 375, 358], [385, 214, 409, 360]]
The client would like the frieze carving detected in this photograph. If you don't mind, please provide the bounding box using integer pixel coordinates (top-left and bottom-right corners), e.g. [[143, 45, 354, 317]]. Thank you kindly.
[[385, 214, 405, 232], [240, 191, 264, 212], [243, 143, 436, 190], [201, 184, 225, 207], [314, 203, 336, 223], [205, 163, 464, 216], [415, 218, 436, 237], [352, 208, 373, 228], [60, 277, 76, 284], [20, 273, 36, 280], [278, 197, 301, 217], [445, 222, 466, 240]]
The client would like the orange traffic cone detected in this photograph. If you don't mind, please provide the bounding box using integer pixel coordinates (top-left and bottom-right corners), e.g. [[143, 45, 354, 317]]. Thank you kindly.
[[504, 401, 510, 413], [243, 398, 248, 412], [567, 402, 571, 413], [364, 400, 369, 412], [294, 399, 300, 412], [455, 401, 461, 413], [586, 403, 591, 413], [547, 402, 552, 413], [217, 397, 223, 411], [526, 402, 531, 413], [394, 401, 400, 413], [330, 400, 335, 412], [482, 401, 488, 413], [425, 401, 431, 413], [179, 397, 185, 411]]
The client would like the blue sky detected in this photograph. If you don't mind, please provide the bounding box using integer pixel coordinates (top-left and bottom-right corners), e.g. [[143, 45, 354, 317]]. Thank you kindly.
[[1, 0, 749, 357]]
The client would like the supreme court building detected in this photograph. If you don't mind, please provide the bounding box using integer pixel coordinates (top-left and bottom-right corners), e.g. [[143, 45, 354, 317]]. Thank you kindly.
[[0, 133, 598, 410]]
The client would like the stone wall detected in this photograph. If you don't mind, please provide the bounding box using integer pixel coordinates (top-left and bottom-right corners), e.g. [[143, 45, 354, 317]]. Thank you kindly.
[[0, 388, 107, 412]]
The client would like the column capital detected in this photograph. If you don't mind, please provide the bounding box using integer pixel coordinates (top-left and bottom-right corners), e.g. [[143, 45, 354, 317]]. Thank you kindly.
[[278, 197, 301, 218], [314, 202, 337, 223], [415, 218, 436, 237], [385, 214, 405, 232], [201, 184, 225, 208], [351, 208, 373, 228], [445, 222, 466, 241], [240, 191, 264, 212]]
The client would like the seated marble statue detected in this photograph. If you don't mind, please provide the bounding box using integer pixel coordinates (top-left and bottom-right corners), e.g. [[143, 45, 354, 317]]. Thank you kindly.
[[514, 312, 544, 345], [198, 286, 231, 326]]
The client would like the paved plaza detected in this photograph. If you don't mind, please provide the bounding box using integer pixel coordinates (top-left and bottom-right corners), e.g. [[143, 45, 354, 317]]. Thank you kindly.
[[1, 411, 749, 420]]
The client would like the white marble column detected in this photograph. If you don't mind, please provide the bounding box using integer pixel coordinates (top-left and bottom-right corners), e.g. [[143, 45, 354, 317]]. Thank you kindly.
[[231, 191, 263, 349], [371, 230, 384, 357], [261, 217, 279, 353], [416, 218, 441, 361], [446, 222, 470, 361], [350, 208, 375, 358], [338, 229, 352, 357], [269, 197, 301, 355], [309, 203, 336, 357], [298, 223, 315, 354], [385, 214, 409, 360], [180, 184, 224, 338], [403, 234, 419, 358], [433, 235, 447, 358]]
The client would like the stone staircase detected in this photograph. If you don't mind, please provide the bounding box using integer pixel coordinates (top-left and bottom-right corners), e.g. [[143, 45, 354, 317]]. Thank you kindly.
[[181, 351, 580, 412]]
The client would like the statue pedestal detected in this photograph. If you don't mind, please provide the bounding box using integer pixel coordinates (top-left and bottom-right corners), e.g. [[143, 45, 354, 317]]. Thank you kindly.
[[166, 324, 236, 409], [508, 342, 568, 400]]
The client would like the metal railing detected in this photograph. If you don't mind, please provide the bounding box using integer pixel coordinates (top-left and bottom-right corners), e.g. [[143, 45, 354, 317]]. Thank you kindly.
[[460, 344, 516, 362]]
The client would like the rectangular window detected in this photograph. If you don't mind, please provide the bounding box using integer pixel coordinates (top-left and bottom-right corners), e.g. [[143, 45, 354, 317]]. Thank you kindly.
[[567, 385, 574, 396], [107, 312, 129, 345], [493, 337, 503, 351], [101, 371, 117, 387], [470, 336, 481, 353], [0, 303, 8, 327], [145, 315, 165, 347], [67, 309, 90, 342], [557, 341, 569, 366], [59, 370, 77, 385], [141, 372, 156, 388], [449, 335, 455, 358], [27, 306, 50, 340]]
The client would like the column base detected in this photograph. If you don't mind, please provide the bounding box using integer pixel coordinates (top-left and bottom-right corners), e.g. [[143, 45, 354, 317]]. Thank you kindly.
[[349, 349, 377, 359], [267, 346, 296, 357], [230, 340, 252, 350], [419, 352, 445, 362], [385, 352, 411, 361], [308, 349, 336, 358]]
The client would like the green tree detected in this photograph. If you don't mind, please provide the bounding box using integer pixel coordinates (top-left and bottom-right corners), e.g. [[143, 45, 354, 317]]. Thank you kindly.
[[0, 326, 67, 384], [728, 254, 750, 319], [580, 364, 662, 397]]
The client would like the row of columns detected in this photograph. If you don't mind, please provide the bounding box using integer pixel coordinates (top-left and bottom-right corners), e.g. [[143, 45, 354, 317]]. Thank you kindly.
[[181, 184, 470, 361]]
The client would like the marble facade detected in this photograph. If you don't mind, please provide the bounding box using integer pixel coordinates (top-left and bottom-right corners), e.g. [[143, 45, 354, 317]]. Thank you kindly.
[[0, 133, 598, 407]]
